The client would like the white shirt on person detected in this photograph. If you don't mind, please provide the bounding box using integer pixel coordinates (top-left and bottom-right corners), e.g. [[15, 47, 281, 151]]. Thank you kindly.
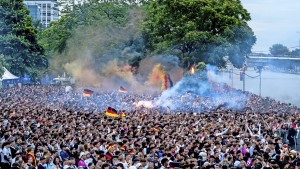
[[98, 145, 107, 154], [1, 147, 11, 164]]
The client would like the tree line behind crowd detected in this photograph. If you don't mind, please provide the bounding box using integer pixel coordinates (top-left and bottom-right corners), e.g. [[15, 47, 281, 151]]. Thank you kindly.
[[0, 0, 256, 79]]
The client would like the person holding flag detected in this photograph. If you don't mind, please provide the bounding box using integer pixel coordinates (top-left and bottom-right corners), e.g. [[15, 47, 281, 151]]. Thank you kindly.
[[118, 86, 127, 93], [105, 107, 119, 118], [83, 89, 94, 97]]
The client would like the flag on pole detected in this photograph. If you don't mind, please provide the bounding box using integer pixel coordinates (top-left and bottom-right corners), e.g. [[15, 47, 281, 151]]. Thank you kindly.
[[105, 107, 119, 118], [83, 89, 93, 97], [118, 86, 127, 93]]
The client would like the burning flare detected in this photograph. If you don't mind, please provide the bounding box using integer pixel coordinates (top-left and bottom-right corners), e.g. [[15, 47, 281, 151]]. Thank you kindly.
[[189, 65, 196, 75]]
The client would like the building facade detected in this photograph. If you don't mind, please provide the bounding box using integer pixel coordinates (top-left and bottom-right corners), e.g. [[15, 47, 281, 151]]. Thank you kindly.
[[24, 0, 60, 28]]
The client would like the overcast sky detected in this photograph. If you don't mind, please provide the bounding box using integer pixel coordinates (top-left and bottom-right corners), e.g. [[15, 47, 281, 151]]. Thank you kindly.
[[240, 0, 300, 53]]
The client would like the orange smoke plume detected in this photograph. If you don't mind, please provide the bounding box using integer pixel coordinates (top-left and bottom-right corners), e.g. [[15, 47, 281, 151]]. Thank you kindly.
[[148, 64, 170, 91]]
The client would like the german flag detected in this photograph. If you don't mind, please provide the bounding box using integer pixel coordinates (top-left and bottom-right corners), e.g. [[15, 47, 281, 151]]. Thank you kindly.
[[83, 89, 93, 97], [118, 86, 127, 93], [154, 127, 159, 131], [107, 143, 115, 151], [120, 146, 126, 151], [105, 107, 119, 118], [128, 150, 135, 155]]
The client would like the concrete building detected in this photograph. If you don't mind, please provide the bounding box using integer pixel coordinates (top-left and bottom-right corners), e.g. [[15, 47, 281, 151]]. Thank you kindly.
[[24, 0, 60, 28]]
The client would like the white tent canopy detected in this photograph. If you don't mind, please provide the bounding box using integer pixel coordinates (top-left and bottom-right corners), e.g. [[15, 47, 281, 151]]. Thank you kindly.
[[0, 67, 19, 81]]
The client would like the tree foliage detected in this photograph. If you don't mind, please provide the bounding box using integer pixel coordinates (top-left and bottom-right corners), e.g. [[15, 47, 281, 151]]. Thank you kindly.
[[289, 48, 300, 57], [269, 44, 289, 56], [39, 0, 146, 74], [39, 0, 134, 55], [0, 54, 6, 76], [143, 0, 256, 68], [0, 0, 47, 79]]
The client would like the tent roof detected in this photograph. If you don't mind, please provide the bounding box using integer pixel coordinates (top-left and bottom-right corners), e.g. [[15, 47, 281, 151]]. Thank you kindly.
[[0, 67, 19, 80]]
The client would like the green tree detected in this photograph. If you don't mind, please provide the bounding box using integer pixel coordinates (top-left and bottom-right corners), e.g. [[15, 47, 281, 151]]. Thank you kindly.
[[0, 54, 6, 76], [0, 0, 47, 79], [38, 0, 147, 77], [143, 0, 256, 68], [39, 0, 146, 74], [289, 48, 300, 57], [196, 62, 206, 71], [269, 44, 289, 56], [39, 0, 132, 55]]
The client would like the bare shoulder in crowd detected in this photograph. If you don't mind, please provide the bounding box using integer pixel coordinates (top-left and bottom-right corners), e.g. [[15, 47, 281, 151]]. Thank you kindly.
[[0, 85, 300, 169]]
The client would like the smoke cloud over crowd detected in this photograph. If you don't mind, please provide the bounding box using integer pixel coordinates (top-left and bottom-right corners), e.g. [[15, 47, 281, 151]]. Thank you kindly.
[[154, 66, 248, 111], [47, 8, 252, 111]]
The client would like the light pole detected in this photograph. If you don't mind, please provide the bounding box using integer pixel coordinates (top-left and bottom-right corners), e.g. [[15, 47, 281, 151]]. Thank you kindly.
[[257, 66, 263, 96], [241, 64, 247, 92]]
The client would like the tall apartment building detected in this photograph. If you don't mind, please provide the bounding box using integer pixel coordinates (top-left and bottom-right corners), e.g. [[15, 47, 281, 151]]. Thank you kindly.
[[24, 0, 60, 28]]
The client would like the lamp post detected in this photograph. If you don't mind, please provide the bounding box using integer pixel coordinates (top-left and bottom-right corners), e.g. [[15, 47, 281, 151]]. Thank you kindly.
[[257, 66, 263, 96], [241, 64, 247, 92]]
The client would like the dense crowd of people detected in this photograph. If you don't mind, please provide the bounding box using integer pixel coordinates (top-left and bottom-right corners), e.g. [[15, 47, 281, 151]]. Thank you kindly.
[[0, 85, 300, 169]]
